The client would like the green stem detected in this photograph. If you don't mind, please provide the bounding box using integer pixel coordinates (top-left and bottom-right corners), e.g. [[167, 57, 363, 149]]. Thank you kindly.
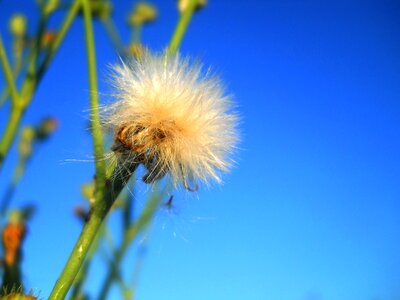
[[0, 1, 80, 169], [49, 160, 138, 299], [102, 18, 125, 54], [0, 10, 44, 169], [0, 50, 31, 108], [167, 0, 198, 56], [0, 34, 20, 104], [68, 218, 106, 300], [0, 156, 28, 217], [129, 235, 148, 300], [98, 191, 164, 300], [131, 24, 142, 44], [48, 0, 122, 297], [81, 0, 107, 195], [12, 38, 24, 75], [36, 0, 81, 81], [0, 107, 23, 169], [49, 204, 107, 300]]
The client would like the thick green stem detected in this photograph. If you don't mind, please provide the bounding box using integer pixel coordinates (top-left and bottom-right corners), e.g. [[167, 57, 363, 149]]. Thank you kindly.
[[167, 0, 198, 56], [0, 51, 30, 108], [0, 12, 41, 169], [49, 160, 138, 299], [131, 24, 142, 44], [49, 205, 107, 300], [68, 218, 107, 300]]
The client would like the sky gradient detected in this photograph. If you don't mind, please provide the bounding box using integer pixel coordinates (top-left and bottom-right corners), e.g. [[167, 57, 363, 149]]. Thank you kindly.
[[1, 0, 400, 299]]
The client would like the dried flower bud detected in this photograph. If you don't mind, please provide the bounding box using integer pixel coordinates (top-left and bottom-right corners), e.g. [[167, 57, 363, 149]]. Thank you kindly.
[[74, 206, 90, 222], [127, 43, 144, 58], [2, 222, 26, 266], [41, 31, 57, 49], [9, 14, 27, 37], [178, 0, 207, 14], [35, 117, 58, 140], [128, 2, 157, 27]]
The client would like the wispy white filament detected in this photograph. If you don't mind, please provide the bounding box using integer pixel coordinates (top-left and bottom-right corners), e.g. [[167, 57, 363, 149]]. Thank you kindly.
[[103, 51, 238, 186]]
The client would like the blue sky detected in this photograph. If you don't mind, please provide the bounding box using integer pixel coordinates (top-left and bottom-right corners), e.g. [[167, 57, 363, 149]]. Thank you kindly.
[[1, 0, 400, 299]]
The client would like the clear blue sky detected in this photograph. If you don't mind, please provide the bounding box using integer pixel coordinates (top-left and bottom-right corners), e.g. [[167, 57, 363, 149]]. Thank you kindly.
[[1, 0, 400, 299]]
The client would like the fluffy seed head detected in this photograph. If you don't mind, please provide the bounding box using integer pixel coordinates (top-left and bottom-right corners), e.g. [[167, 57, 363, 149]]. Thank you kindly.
[[104, 51, 238, 187]]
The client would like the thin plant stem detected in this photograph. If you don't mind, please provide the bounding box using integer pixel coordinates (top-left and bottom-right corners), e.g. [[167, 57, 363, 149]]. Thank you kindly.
[[0, 157, 27, 217], [131, 24, 142, 44], [129, 235, 149, 300], [36, 0, 81, 81], [167, 0, 198, 56], [0, 34, 20, 105], [49, 200, 110, 300], [48, 0, 123, 297], [0, 87, 9, 107], [12, 37, 24, 75], [0, 108, 23, 169], [19, 10, 47, 105], [0, 51, 31, 108], [98, 191, 164, 300], [80, 0, 107, 189], [0, 0, 80, 169], [102, 17, 125, 54]]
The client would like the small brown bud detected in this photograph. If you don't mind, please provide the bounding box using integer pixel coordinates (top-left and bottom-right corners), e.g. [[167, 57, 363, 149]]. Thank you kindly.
[[41, 31, 57, 49], [35, 117, 58, 140]]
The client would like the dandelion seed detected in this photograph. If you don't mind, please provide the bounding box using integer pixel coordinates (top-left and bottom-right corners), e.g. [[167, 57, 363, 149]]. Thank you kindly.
[[103, 51, 238, 189]]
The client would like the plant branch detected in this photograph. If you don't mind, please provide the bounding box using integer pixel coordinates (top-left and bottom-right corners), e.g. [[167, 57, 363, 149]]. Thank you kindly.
[[167, 0, 198, 56], [0, 1, 80, 169], [49, 158, 138, 299], [102, 18, 125, 55], [0, 34, 20, 105], [0, 108, 23, 169], [36, 0, 81, 82], [82, 0, 107, 189], [48, 0, 125, 297]]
